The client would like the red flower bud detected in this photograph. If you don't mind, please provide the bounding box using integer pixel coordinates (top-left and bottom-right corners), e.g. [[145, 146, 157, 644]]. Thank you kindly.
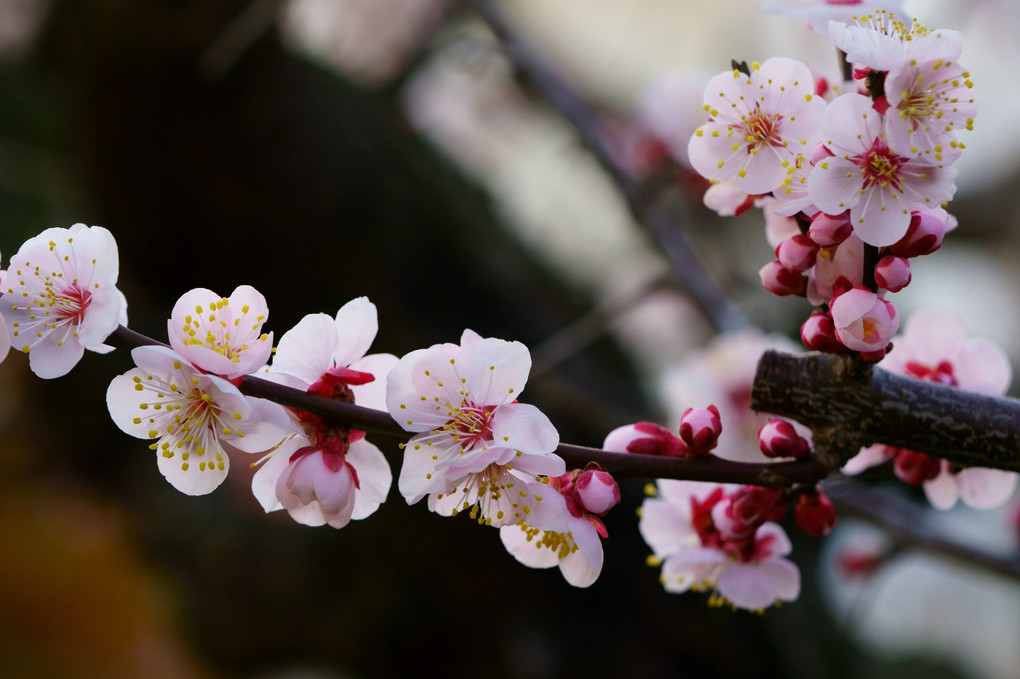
[[679, 405, 722, 455], [758, 418, 810, 459], [795, 489, 837, 537], [759, 261, 807, 297]]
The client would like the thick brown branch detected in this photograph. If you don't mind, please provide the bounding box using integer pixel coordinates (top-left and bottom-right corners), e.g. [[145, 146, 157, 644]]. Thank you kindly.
[[753, 350, 1020, 472]]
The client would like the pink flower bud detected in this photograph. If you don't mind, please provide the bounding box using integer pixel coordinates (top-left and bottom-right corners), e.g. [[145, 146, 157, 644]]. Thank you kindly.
[[801, 312, 846, 354], [887, 206, 952, 258], [759, 261, 807, 297], [776, 234, 820, 272], [874, 256, 911, 292], [758, 418, 811, 459], [893, 449, 942, 485], [808, 212, 852, 246], [602, 422, 688, 457], [679, 405, 722, 455], [711, 497, 755, 540], [830, 286, 899, 352], [574, 469, 621, 515], [795, 490, 837, 537]]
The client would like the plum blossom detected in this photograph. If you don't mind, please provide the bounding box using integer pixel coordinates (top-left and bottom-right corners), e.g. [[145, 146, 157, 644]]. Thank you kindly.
[[762, 0, 906, 37], [640, 480, 800, 610], [843, 311, 1017, 509], [688, 58, 825, 195], [808, 93, 956, 246], [251, 298, 397, 528], [828, 11, 964, 72], [500, 468, 620, 588], [168, 285, 273, 379], [829, 285, 899, 353], [107, 345, 283, 495], [2, 223, 127, 378], [388, 330, 564, 526]]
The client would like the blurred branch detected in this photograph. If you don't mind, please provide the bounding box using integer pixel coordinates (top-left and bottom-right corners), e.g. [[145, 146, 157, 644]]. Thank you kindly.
[[826, 482, 1020, 579], [753, 350, 1020, 473], [198, 0, 283, 79], [465, 0, 748, 334]]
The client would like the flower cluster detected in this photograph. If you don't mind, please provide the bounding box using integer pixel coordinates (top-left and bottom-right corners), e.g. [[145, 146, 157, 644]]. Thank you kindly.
[[689, 8, 972, 358], [639, 481, 800, 611]]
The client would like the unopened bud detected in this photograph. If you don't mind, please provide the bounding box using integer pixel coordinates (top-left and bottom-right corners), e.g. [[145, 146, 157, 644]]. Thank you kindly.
[[602, 422, 688, 457], [795, 489, 837, 537], [574, 469, 621, 516], [887, 206, 952, 258], [777, 234, 820, 272], [758, 418, 810, 459], [808, 212, 852, 247], [760, 261, 807, 296], [893, 449, 942, 485], [679, 405, 722, 455], [874, 256, 911, 292], [801, 312, 846, 354]]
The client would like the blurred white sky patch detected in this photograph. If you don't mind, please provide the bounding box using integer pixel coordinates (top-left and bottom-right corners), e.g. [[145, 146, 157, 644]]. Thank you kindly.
[[0, 0, 48, 58], [280, 0, 449, 85], [821, 514, 1020, 679]]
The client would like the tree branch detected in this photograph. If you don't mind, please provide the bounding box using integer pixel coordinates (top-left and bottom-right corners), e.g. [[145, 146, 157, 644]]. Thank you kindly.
[[752, 350, 1020, 472], [108, 326, 826, 487]]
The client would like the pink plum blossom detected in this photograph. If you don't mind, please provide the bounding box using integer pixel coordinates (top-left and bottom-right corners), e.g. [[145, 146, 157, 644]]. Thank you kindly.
[[2, 224, 127, 378], [640, 480, 800, 610], [107, 346, 284, 496], [251, 298, 397, 528], [843, 311, 1017, 509], [808, 93, 956, 246], [829, 285, 899, 352], [388, 330, 564, 526], [500, 468, 620, 588], [168, 285, 273, 379], [688, 58, 825, 195]]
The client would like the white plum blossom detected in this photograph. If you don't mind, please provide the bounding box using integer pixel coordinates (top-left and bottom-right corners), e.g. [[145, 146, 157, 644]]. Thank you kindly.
[[808, 93, 956, 246], [883, 57, 975, 163], [688, 57, 825, 195], [844, 311, 1017, 509], [500, 468, 621, 588], [2, 223, 127, 378], [388, 330, 564, 526], [828, 11, 964, 72], [107, 345, 284, 496], [168, 285, 273, 379], [251, 298, 397, 529], [762, 0, 905, 37], [640, 480, 800, 610]]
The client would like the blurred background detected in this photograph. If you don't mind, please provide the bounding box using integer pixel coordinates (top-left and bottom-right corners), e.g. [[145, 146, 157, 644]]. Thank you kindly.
[[2, 0, 1020, 677]]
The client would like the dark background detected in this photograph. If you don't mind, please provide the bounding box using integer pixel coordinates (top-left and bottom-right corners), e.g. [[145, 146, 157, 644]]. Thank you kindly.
[[0, 1, 994, 677]]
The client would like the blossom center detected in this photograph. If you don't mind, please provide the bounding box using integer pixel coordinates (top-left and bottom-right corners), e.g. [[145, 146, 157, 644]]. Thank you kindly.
[[854, 140, 905, 191], [444, 402, 495, 448], [740, 105, 783, 153], [53, 282, 93, 326]]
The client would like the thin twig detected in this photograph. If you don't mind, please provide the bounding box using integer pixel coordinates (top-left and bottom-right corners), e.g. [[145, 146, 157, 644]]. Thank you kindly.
[[466, 0, 749, 334]]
